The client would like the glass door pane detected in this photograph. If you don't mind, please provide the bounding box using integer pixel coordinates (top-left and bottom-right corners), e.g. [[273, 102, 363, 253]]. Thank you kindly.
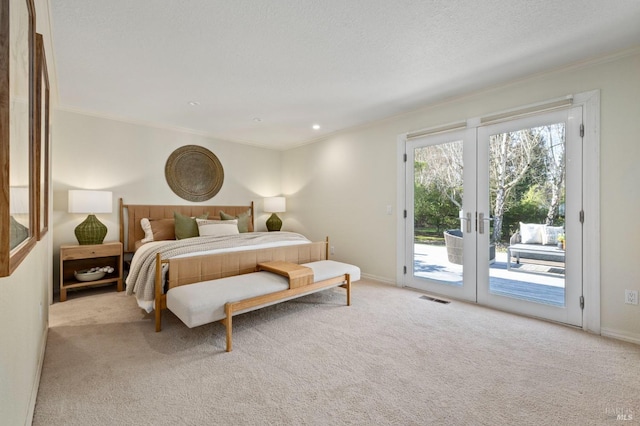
[[406, 129, 476, 302], [489, 123, 566, 305], [477, 108, 582, 326], [413, 140, 464, 285]]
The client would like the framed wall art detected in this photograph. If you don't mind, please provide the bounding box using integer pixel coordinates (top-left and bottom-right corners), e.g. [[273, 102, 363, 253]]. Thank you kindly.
[[35, 32, 49, 240], [0, 0, 37, 276]]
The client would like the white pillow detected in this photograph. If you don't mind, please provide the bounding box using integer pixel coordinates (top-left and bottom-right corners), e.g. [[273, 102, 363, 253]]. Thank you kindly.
[[519, 222, 544, 244], [196, 219, 239, 237], [140, 218, 154, 243], [542, 225, 564, 245]]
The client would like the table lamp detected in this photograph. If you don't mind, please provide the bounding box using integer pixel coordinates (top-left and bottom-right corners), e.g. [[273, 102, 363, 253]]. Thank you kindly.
[[263, 197, 286, 232], [68, 190, 113, 245]]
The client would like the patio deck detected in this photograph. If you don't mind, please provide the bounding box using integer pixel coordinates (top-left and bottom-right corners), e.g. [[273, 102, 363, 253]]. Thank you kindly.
[[413, 243, 565, 306]]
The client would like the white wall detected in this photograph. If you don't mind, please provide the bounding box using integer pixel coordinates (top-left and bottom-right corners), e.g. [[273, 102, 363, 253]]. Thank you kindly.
[[0, 242, 50, 425], [282, 48, 640, 341], [282, 127, 398, 281], [51, 110, 284, 282], [0, 1, 54, 424]]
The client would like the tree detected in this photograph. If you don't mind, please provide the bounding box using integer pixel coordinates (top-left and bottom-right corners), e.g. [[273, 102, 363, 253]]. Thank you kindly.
[[414, 141, 464, 209], [489, 128, 544, 243], [542, 124, 565, 225], [414, 182, 459, 233]]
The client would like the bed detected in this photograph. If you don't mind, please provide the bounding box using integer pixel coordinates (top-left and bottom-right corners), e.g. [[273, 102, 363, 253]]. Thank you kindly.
[[118, 199, 328, 317]]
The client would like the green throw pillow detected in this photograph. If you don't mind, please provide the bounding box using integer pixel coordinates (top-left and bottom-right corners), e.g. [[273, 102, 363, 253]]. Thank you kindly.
[[174, 212, 208, 239], [220, 209, 252, 233]]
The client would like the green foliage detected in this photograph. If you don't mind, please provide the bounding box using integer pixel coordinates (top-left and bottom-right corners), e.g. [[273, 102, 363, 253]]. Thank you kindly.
[[502, 186, 552, 238], [523, 185, 545, 204], [414, 183, 459, 233]]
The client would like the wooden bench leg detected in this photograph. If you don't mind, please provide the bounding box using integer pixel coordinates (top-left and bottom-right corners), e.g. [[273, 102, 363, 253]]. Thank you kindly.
[[340, 274, 351, 306], [224, 303, 233, 352], [155, 305, 162, 332], [155, 253, 163, 332]]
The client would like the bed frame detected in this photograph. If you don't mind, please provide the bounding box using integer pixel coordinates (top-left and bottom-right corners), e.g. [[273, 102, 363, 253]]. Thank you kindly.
[[155, 241, 329, 332], [119, 198, 256, 254], [118, 199, 329, 329]]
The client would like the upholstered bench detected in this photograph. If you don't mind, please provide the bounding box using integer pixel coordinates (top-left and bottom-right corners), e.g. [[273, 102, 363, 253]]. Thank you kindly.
[[166, 260, 360, 351]]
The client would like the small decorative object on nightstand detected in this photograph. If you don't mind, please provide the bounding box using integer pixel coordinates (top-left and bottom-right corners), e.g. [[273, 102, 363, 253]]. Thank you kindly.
[[264, 196, 286, 232], [59, 241, 123, 302], [68, 190, 113, 245]]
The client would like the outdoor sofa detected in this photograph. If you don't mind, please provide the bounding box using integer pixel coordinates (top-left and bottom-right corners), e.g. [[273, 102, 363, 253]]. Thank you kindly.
[[507, 222, 565, 270]]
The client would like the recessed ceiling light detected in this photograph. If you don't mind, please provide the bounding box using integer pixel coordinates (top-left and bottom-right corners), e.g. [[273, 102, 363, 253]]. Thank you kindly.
[[312, 124, 321, 130], [188, 101, 200, 106], [253, 117, 262, 122]]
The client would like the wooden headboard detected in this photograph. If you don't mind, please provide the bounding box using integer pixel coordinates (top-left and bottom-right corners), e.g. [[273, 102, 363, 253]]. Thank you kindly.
[[119, 198, 254, 253]]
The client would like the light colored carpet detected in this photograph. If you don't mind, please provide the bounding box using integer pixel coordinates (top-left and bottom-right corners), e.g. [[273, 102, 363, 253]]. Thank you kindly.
[[34, 280, 640, 425]]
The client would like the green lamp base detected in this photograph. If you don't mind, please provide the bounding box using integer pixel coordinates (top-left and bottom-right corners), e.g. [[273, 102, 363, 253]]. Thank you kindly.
[[266, 213, 282, 232], [75, 214, 108, 245]]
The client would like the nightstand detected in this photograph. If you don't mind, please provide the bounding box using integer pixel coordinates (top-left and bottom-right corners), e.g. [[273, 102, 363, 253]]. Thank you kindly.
[[59, 241, 123, 302]]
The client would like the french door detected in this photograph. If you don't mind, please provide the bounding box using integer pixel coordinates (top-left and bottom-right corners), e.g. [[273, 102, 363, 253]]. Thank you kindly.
[[405, 108, 583, 326]]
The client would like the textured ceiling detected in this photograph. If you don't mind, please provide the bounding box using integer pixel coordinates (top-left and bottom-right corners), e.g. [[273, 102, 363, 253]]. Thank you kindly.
[[50, 0, 640, 150]]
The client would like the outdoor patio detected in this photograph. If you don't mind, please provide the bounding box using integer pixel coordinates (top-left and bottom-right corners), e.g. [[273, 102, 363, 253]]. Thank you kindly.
[[414, 243, 565, 306]]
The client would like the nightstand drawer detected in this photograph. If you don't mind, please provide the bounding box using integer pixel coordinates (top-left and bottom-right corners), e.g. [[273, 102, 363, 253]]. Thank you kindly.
[[60, 242, 121, 260]]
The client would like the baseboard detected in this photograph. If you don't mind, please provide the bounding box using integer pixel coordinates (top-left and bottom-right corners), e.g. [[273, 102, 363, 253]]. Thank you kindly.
[[25, 325, 48, 426], [360, 272, 398, 286], [600, 327, 640, 345]]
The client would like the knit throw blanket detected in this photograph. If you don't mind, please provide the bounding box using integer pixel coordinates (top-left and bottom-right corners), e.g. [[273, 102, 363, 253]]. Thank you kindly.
[[126, 232, 311, 308]]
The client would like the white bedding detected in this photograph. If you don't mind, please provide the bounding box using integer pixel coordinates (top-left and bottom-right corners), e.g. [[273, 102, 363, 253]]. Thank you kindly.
[[125, 232, 311, 312]]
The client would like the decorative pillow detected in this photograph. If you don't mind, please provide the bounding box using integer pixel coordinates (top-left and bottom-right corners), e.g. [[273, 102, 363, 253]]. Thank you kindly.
[[174, 212, 209, 240], [196, 218, 239, 237], [140, 218, 154, 243], [220, 209, 253, 233], [149, 218, 176, 241], [140, 218, 176, 242], [542, 225, 564, 246], [519, 222, 544, 244]]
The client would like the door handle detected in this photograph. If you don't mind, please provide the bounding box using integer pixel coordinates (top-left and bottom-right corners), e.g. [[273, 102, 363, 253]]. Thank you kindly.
[[461, 212, 472, 233], [478, 213, 493, 234]]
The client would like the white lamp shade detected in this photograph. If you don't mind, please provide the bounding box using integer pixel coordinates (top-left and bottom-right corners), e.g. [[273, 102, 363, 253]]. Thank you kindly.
[[263, 197, 286, 213], [68, 190, 113, 214], [9, 186, 29, 214]]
